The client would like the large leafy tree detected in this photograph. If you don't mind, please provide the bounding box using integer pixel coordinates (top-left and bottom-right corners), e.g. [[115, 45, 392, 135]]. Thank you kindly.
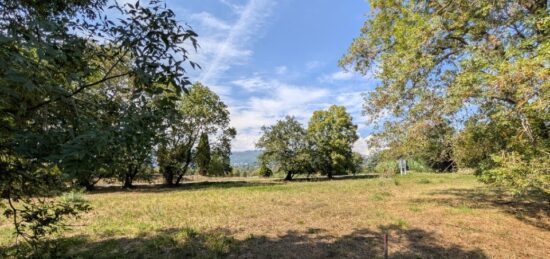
[[256, 116, 311, 180], [158, 83, 232, 185], [341, 1, 549, 196], [307, 105, 359, 179], [0, 0, 199, 245]]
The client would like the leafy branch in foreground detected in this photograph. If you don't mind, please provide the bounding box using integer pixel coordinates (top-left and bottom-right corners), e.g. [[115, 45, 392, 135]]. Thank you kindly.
[[0, 0, 199, 249]]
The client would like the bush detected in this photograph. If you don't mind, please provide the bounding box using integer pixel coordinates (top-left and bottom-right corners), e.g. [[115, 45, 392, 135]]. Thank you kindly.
[[482, 151, 550, 197], [374, 160, 399, 176], [257, 164, 273, 178], [407, 159, 432, 172]]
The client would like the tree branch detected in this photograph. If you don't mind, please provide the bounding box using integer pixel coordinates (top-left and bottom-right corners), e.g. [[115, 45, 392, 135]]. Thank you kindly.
[[27, 48, 131, 112]]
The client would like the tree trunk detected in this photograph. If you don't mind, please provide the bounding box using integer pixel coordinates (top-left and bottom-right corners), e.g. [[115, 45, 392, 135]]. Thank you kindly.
[[123, 166, 136, 188], [78, 178, 95, 191], [123, 174, 133, 188], [84, 181, 95, 191], [284, 171, 293, 181], [163, 169, 175, 186], [326, 163, 333, 179], [175, 142, 195, 186]]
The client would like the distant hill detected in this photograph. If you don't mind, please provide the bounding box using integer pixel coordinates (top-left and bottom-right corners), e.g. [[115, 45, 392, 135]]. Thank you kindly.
[[230, 150, 261, 166]]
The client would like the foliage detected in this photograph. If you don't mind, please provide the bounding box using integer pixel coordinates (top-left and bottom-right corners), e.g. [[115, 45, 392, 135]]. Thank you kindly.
[[196, 133, 211, 175], [211, 128, 237, 176], [350, 152, 364, 175], [374, 160, 399, 177], [4, 190, 91, 252], [0, 0, 199, 247], [307, 105, 359, 178], [341, 0, 549, 195], [115, 101, 162, 188], [157, 83, 233, 185], [483, 151, 549, 197], [256, 116, 311, 180], [257, 163, 273, 178]]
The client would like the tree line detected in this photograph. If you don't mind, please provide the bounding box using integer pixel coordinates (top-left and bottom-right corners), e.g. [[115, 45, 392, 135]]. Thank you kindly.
[[0, 0, 227, 250], [256, 105, 363, 180]]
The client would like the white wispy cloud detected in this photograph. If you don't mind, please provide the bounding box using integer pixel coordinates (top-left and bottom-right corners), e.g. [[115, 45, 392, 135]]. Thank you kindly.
[[229, 77, 329, 151], [190, 12, 231, 31], [319, 70, 357, 83], [275, 65, 288, 75], [306, 60, 325, 70], [231, 76, 271, 92], [199, 0, 275, 84], [353, 136, 374, 156], [176, 1, 376, 152], [227, 75, 375, 151]]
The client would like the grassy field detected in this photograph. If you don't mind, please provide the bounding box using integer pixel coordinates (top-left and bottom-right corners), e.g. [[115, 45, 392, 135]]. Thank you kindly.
[[1, 173, 549, 258]]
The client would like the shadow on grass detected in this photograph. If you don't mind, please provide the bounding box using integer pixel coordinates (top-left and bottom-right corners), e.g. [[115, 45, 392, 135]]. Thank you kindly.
[[1, 225, 487, 258], [282, 173, 379, 182], [89, 180, 283, 195], [412, 188, 550, 231], [88, 174, 380, 195]]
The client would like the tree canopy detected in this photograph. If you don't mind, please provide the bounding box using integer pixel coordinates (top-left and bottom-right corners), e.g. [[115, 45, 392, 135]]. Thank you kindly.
[[157, 82, 233, 185], [0, 0, 199, 246], [341, 0, 549, 196], [256, 116, 311, 180], [307, 105, 359, 179]]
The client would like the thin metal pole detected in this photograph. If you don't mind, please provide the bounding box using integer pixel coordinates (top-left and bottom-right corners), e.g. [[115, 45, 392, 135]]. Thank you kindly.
[[383, 232, 388, 259]]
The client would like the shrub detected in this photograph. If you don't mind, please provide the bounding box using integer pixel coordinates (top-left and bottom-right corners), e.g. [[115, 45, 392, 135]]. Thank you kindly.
[[374, 160, 399, 176], [257, 164, 273, 178]]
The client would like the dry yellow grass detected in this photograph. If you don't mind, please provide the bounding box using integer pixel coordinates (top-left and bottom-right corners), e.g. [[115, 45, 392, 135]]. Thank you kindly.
[[1, 173, 549, 258]]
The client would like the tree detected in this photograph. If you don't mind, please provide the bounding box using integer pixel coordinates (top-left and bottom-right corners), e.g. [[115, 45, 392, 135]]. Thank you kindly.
[[211, 128, 237, 176], [196, 133, 211, 175], [158, 83, 231, 185], [256, 116, 311, 181], [114, 102, 160, 188], [307, 105, 359, 179], [0, 0, 199, 247], [350, 152, 364, 175], [341, 0, 549, 196], [371, 118, 456, 172]]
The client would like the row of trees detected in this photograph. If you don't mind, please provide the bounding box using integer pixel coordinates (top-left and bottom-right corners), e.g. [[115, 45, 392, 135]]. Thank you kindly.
[[0, 0, 235, 249], [256, 105, 362, 180], [341, 0, 549, 197], [68, 82, 234, 190]]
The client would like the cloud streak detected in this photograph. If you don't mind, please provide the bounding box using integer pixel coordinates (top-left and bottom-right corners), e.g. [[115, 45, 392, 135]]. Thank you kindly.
[[199, 0, 275, 84]]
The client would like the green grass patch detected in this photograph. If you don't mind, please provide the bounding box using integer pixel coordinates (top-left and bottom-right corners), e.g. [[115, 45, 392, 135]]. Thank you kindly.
[[370, 191, 392, 201], [417, 178, 432, 184], [448, 204, 474, 214]]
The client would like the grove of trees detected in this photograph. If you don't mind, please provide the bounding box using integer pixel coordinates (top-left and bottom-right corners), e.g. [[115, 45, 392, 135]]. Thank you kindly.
[[256, 105, 362, 180], [0, 0, 235, 249]]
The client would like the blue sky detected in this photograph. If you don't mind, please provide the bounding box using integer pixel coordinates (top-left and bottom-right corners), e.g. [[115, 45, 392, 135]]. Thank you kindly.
[[164, 0, 378, 153]]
